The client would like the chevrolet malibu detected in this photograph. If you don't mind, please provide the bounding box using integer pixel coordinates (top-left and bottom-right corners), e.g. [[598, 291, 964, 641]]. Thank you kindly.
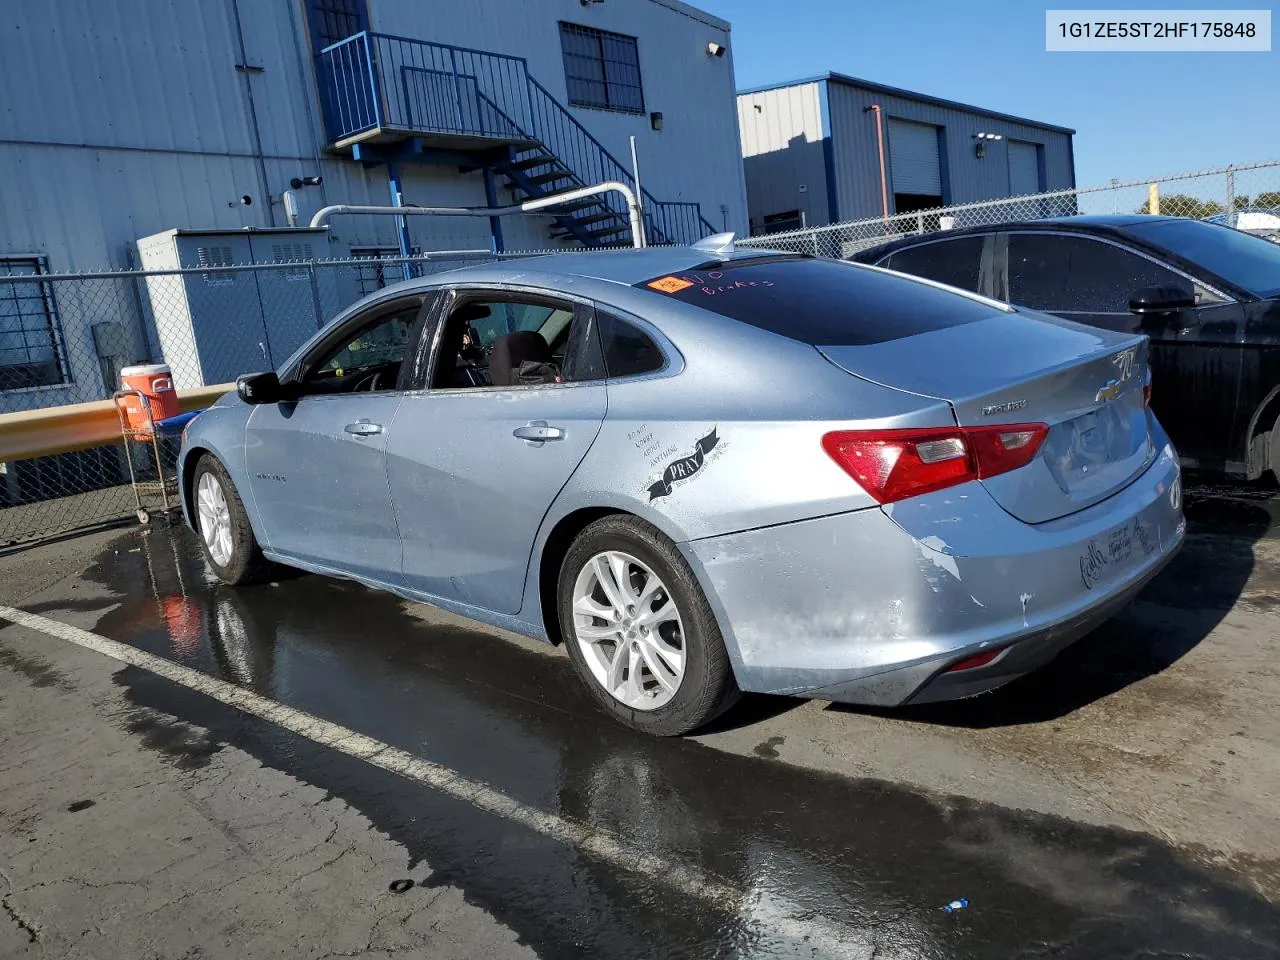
[[179, 240, 1185, 735]]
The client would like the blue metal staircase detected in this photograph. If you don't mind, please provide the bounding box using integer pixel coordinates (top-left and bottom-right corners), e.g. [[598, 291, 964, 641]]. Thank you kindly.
[[315, 32, 716, 247]]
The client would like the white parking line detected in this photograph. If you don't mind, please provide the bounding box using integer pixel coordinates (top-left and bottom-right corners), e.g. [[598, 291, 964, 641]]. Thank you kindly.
[[0, 603, 872, 958]]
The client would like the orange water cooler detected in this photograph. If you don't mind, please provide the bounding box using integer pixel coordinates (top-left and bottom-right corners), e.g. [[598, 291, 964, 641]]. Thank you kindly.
[[117, 364, 180, 439]]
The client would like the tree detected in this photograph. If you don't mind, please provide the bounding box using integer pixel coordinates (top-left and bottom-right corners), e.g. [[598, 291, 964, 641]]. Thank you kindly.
[[1253, 191, 1280, 210], [1137, 194, 1223, 219]]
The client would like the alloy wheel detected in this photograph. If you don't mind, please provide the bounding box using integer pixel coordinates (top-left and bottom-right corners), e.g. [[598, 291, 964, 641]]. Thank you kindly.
[[571, 550, 686, 710], [196, 472, 234, 567]]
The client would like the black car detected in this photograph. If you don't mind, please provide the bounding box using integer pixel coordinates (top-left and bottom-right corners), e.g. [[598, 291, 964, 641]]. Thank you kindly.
[[851, 215, 1280, 480]]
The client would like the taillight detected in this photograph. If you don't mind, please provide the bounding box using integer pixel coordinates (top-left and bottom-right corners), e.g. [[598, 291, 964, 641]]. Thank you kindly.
[[822, 422, 1049, 504], [1143, 370, 1152, 407]]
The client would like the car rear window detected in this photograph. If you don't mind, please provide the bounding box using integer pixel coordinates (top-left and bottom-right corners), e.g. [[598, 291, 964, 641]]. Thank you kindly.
[[637, 257, 1001, 345]]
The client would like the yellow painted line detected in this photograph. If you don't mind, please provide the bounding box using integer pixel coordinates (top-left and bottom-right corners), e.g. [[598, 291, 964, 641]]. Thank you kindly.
[[0, 384, 233, 462], [0, 603, 867, 956]]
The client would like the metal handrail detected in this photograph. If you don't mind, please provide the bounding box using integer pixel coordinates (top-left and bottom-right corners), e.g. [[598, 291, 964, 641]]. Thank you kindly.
[[310, 181, 647, 248], [314, 32, 714, 243]]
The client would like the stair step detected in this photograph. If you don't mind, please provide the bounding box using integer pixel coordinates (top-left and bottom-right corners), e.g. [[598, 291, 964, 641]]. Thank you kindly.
[[508, 154, 559, 171], [527, 170, 576, 188], [569, 210, 625, 227], [540, 198, 597, 213], [553, 222, 631, 241]]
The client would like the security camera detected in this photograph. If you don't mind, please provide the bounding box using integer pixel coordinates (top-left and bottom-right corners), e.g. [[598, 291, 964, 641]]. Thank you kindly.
[[707, 41, 726, 57], [227, 195, 253, 207], [290, 175, 324, 189]]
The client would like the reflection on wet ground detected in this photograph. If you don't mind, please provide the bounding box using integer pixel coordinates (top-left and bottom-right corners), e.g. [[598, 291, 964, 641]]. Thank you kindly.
[[49, 522, 1280, 957]]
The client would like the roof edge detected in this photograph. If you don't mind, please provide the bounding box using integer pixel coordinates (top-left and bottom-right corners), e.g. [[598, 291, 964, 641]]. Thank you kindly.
[[647, 0, 731, 32], [737, 72, 1076, 136]]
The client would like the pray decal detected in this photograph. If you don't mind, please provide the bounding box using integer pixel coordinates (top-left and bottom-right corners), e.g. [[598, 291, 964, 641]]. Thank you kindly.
[[647, 428, 720, 501]]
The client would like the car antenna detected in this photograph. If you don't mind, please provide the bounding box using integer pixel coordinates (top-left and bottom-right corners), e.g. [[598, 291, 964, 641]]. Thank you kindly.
[[691, 232, 736, 257]]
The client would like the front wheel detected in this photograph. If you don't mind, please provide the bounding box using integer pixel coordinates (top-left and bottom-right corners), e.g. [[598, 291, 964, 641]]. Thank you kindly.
[[191, 455, 272, 586], [558, 515, 740, 736]]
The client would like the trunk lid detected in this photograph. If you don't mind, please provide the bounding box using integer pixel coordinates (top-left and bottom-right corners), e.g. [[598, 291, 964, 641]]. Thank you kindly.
[[818, 311, 1156, 523]]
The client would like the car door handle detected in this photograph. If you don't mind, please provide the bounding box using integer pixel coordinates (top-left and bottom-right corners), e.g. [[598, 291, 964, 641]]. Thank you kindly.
[[513, 421, 565, 442], [344, 420, 384, 437]]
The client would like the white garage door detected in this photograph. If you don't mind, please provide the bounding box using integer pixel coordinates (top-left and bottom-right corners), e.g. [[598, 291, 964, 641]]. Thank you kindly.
[[1008, 141, 1041, 196], [887, 119, 942, 195]]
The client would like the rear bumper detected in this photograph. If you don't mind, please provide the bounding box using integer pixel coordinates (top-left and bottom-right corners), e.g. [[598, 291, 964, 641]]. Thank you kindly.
[[680, 441, 1184, 707]]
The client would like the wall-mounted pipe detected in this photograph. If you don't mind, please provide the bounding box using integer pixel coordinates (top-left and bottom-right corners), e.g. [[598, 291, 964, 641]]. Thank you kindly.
[[310, 181, 647, 248], [864, 104, 889, 227]]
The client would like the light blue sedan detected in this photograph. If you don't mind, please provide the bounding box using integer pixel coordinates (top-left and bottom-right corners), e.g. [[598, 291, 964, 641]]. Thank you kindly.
[[179, 241, 1185, 735]]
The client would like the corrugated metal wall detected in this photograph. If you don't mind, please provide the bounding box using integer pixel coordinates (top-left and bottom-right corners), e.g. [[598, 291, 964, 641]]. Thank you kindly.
[[736, 84, 831, 232], [0, 0, 746, 273], [825, 79, 1073, 222]]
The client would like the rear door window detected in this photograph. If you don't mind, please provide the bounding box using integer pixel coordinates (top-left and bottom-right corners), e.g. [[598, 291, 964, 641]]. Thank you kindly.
[[637, 257, 1001, 346], [884, 237, 985, 293], [598, 311, 664, 377], [1006, 233, 1184, 313]]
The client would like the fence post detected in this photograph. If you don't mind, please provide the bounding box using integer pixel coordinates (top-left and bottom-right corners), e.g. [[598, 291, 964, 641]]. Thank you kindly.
[[812, 231, 820, 257], [308, 263, 325, 331], [1226, 165, 1236, 218]]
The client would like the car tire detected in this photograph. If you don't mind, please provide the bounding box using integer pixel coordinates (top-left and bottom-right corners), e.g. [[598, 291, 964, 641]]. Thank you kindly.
[[558, 514, 740, 736], [1269, 414, 1280, 484], [191, 454, 272, 586]]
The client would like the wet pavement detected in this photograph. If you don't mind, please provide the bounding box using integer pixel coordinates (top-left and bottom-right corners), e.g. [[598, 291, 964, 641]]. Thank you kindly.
[[0, 488, 1275, 960]]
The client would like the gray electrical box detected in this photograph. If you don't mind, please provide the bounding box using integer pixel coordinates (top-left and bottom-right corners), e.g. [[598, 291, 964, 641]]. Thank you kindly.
[[135, 227, 342, 388]]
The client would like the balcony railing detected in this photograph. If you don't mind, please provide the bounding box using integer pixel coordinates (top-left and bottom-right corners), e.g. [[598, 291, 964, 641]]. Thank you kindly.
[[316, 32, 716, 244]]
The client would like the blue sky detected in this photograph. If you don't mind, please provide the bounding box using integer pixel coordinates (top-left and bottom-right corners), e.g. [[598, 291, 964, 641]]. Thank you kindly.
[[694, 0, 1279, 187]]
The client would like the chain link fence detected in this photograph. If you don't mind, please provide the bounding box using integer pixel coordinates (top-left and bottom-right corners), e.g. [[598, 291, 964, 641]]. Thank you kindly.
[[0, 250, 539, 546], [4, 160, 1279, 547], [739, 160, 1280, 258]]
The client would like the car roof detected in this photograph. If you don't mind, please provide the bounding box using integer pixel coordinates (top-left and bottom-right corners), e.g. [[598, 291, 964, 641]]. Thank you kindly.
[[848, 215, 1185, 261], [417, 245, 787, 288]]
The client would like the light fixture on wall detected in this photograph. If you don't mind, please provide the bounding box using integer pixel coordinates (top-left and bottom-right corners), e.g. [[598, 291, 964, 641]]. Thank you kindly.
[[973, 131, 1003, 159], [650, 111, 664, 131], [707, 41, 726, 57], [290, 175, 324, 188]]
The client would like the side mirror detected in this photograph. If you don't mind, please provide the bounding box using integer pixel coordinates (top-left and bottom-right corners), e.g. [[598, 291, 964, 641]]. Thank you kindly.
[[1129, 285, 1195, 316], [236, 371, 281, 404]]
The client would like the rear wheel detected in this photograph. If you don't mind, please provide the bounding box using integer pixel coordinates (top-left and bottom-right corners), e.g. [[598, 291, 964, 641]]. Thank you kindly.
[[192, 455, 272, 586], [558, 515, 740, 736]]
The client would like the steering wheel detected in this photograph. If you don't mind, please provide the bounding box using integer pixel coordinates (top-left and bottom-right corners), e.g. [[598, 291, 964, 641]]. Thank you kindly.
[[351, 369, 389, 393]]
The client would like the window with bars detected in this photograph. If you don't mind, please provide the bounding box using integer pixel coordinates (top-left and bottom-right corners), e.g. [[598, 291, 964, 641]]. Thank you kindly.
[[0, 257, 68, 391], [558, 22, 645, 114]]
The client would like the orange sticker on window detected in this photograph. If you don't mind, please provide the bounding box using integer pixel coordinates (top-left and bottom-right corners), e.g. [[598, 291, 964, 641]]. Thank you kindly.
[[647, 275, 694, 294]]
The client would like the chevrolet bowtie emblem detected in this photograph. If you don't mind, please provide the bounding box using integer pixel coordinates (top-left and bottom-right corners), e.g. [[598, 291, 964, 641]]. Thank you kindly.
[[1095, 379, 1123, 403]]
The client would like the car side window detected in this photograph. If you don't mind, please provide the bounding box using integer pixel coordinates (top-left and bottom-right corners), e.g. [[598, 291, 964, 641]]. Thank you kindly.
[[430, 294, 587, 390], [884, 237, 985, 293], [1006, 234, 1186, 313], [597, 311, 664, 378], [299, 300, 421, 395]]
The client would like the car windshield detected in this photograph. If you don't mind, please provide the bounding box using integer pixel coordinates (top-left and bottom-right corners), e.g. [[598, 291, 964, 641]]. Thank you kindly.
[[1123, 218, 1280, 298], [636, 257, 1005, 346]]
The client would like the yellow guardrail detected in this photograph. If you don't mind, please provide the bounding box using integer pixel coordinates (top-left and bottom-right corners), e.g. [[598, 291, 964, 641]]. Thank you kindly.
[[0, 383, 235, 462]]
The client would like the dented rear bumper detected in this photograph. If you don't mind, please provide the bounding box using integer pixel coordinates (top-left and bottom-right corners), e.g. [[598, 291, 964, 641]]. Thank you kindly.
[[679, 442, 1185, 707]]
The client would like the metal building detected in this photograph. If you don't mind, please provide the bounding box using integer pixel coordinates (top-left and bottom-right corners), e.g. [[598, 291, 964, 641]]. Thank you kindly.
[[737, 73, 1075, 233], [0, 0, 747, 273]]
